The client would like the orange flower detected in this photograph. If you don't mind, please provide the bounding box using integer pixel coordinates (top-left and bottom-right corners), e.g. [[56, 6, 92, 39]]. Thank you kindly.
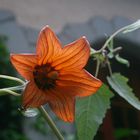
[[10, 26, 102, 122]]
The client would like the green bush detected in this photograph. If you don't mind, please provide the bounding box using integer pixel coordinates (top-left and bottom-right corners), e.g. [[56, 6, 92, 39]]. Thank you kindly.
[[0, 35, 27, 140]]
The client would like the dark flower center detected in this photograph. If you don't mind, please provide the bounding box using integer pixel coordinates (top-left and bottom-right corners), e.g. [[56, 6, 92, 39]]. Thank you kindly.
[[33, 64, 59, 90]]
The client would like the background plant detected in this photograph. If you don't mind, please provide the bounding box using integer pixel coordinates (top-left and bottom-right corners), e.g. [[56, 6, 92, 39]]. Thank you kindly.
[[0, 36, 28, 140], [76, 20, 140, 140]]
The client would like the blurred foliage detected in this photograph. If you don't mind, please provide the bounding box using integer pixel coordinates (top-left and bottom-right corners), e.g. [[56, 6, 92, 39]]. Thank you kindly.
[[114, 128, 139, 140], [33, 115, 48, 135], [0, 35, 28, 140], [33, 113, 76, 139]]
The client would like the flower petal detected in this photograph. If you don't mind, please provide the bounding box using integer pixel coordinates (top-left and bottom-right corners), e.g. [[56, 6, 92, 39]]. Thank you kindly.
[[52, 37, 90, 70], [36, 26, 62, 65], [56, 69, 102, 97], [10, 54, 37, 80], [49, 92, 75, 122], [22, 81, 50, 108]]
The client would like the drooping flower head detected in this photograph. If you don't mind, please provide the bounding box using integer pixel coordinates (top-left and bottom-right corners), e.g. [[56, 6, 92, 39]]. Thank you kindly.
[[10, 26, 102, 122]]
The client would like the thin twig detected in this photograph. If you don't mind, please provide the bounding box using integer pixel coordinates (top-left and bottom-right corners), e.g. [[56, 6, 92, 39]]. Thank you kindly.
[[95, 60, 100, 77], [0, 84, 26, 91], [0, 89, 21, 96], [107, 60, 113, 76], [38, 106, 64, 140], [0, 75, 25, 85], [93, 24, 133, 54]]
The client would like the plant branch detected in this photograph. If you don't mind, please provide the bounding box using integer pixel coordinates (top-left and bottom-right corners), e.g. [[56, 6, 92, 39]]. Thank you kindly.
[[38, 106, 64, 140], [0, 75, 25, 85], [0, 89, 21, 96], [107, 60, 113, 76], [0, 84, 26, 91], [93, 24, 133, 54], [95, 60, 100, 77]]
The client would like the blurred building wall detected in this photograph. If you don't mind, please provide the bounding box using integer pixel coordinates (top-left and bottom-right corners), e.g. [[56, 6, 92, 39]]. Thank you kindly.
[[0, 0, 140, 32]]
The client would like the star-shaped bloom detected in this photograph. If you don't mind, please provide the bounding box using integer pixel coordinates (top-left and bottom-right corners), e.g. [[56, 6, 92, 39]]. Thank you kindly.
[[10, 26, 102, 122]]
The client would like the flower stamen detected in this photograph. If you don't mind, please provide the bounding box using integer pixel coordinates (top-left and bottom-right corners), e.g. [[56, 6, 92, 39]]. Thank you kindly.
[[33, 64, 59, 90]]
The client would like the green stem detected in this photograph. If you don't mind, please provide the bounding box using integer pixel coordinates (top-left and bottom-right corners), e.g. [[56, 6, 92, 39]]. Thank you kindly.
[[0, 84, 26, 91], [93, 24, 133, 54], [95, 60, 100, 77], [38, 106, 64, 140], [0, 89, 21, 96], [0, 75, 25, 85], [107, 60, 113, 76]]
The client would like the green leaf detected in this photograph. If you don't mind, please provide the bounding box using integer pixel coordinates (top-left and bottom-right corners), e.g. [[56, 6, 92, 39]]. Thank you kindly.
[[107, 73, 140, 110], [76, 84, 114, 140], [115, 54, 130, 67], [114, 128, 139, 139]]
